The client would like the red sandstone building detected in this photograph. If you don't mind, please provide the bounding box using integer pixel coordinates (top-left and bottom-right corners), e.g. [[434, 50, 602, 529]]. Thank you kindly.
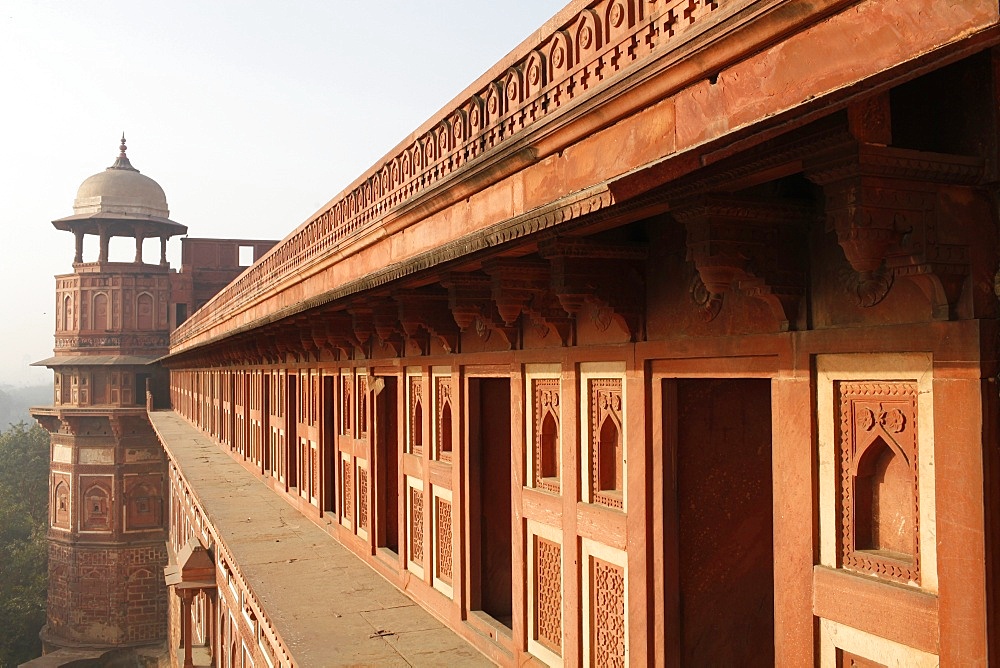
[[34, 0, 1000, 666]]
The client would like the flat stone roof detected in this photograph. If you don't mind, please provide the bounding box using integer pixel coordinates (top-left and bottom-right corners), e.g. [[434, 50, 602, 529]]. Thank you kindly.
[[148, 410, 492, 667]]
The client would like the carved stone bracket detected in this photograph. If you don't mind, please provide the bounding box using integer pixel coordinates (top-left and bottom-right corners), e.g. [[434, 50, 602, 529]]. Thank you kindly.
[[539, 238, 647, 341], [442, 273, 519, 350], [807, 142, 983, 319], [394, 289, 460, 354], [672, 196, 809, 331], [371, 299, 405, 357]]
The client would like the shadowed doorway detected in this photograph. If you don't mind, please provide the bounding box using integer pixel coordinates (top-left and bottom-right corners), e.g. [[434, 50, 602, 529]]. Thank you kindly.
[[666, 378, 775, 666]]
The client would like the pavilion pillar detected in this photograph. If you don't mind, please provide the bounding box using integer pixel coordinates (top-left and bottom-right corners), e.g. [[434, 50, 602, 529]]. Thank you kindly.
[[181, 589, 194, 668], [98, 228, 110, 264], [134, 234, 145, 263], [160, 236, 168, 266], [73, 231, 84, 264]]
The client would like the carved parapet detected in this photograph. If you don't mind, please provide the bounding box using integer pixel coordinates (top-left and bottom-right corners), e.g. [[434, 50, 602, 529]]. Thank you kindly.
[[672, 195, 810, 331], [807, 142, 983, 318], [539, 238, 647, 341]]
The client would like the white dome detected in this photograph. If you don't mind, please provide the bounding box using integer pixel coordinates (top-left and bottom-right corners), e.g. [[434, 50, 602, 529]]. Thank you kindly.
[[72, 138, 169, 219]]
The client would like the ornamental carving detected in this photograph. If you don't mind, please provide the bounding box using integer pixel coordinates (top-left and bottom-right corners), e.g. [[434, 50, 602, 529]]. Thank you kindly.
[[342, 458, 353, 527], [435, 377, 453, 462], [435, 497, 453, 585], [837, 381, 920, 584], [409, 377, 423, 455], [533, 378, 561, 493], [81, 481, 112, 532], [174, 0, 729, 346], [589, 378, 624, 509], [807, 141, 983, 320], [535, 536, 562, 654], [358, 465, 369, 532], [410, 487, 424, 565], [592, 557, 625, 667]]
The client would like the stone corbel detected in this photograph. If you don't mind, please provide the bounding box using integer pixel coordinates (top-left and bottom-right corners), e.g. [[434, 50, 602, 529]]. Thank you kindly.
[[317, 312, 359, 360], [347, 303, 375, 353], [672, 195, 810, 331], [395, 289, 460, 354], [807, 142, 982, 319], [372, 300, 404, 357], [539, 238, 648, 341]]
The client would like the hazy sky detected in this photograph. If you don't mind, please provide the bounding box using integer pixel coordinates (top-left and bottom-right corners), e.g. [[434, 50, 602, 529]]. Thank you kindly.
[[0, 0, 567, 386]]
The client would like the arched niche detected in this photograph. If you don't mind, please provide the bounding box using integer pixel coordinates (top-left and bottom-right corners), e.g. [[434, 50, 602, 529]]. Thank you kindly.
[[853, 436, 914, 557]]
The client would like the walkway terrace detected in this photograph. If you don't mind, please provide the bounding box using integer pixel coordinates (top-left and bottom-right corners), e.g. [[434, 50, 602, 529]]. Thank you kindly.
[[149, 409, 491, 667]]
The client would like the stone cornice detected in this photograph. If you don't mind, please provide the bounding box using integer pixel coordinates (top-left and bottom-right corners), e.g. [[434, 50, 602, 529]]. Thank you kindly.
[[170, 0, 830, 353]]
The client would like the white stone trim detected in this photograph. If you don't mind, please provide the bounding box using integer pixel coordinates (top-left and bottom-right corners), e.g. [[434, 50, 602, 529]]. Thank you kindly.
[[819, 618, 938, 667]]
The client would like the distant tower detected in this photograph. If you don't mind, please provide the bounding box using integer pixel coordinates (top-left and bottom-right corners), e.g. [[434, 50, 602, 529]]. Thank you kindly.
[[31, 137, 183, 653]]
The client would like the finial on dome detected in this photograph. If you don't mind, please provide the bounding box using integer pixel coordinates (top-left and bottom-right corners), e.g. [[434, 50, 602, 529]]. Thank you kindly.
[[109, 133, 138, 172]]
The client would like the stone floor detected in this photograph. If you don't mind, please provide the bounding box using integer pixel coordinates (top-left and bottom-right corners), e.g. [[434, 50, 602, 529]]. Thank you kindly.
[[149, 410, 493, 667]]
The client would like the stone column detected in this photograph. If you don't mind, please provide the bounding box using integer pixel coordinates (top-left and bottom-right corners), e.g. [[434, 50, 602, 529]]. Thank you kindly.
[[134, 234, 145, 263], [98, 229, 110, 264], [160, 237, 169, 266], [74, 231, 84, 264], [182, 589, 194, 668]]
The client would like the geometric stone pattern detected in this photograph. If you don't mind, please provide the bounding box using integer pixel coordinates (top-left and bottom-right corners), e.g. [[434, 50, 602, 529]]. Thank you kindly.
[[342, 458, 353, 528], [435, 497, 453, 584], [837, 381, 920, 584], [534, 536, 562, 654], [358, 465, 369, 533], [410, 486, 424, 566], [591, 557, 625, 668]]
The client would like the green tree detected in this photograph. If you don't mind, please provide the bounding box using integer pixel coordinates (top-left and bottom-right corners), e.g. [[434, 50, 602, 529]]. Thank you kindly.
[[0, 422, 49, 667]]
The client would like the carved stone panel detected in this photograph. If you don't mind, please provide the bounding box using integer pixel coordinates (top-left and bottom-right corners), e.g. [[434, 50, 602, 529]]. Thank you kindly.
[[591, 557, 625, 668], [80, 477, 112, 532], [410, 487, 424, 566], [52, 474, 71, 529], [435, 377, 453, 462], [837, 381, 919, 584], [358, 464, 369, 533], [534, 536, 562, 654], [533, 378, 561, 493], [342, 457, 353, 529], [409, 376, 423, 456], [435, 497, 453, 585], [589, 378, 624, 509]]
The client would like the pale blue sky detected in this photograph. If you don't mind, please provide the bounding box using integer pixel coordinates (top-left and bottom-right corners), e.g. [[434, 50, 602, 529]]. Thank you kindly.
[[0, 1, 567, 385]]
